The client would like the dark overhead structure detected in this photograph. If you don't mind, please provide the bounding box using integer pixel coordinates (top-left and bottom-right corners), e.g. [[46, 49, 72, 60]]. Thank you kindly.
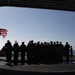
[[0, 0, 75, 12]]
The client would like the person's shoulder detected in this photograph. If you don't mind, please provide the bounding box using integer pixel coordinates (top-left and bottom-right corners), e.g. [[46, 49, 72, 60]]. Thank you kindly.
[[5, 43, 8, 45]]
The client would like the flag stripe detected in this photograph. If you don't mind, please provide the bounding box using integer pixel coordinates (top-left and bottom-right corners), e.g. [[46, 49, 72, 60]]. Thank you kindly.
[[0, 28, 8, 38]]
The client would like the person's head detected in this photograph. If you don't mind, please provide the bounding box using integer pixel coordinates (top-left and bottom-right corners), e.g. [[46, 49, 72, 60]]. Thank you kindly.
[[29, 40, 33, 43], [7, 40, 10, 43], [60, 42, 62, 44], [71, 46, 72, 48], [22, 42, 24, 45], [37, 41, 40, 44], [44, 42, 46, 45], [50, 41, 53, 44], [15, 41, 18, 44], [54, 42, 56, 45], [66, 42, 68, 44], [56, 41, 59, 44]]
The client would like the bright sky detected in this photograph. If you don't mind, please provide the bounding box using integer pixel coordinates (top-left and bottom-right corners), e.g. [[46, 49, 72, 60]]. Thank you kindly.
[[0, 7, 75, 50]]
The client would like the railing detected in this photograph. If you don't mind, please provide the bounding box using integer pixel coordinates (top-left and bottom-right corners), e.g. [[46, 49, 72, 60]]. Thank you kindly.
[[0, 51, 6, 57]]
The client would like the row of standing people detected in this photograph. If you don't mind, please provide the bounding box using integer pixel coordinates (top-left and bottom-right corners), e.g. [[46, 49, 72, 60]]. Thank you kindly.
[[27, 40, 73, 64], [3, 40, 26, 65], [2, 40, 73, 65]]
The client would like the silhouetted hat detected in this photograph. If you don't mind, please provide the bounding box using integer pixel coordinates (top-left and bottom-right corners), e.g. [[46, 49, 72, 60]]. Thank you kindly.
[[22, 42, 24, 44], [15, 41, 18, 43], [7, 40, 10, 43]]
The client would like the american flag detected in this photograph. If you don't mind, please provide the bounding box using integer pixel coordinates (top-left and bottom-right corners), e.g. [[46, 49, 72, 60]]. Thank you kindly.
[[0, 28, 8, 38]]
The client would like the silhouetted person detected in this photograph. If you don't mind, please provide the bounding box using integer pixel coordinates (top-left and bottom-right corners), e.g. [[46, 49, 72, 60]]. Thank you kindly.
[[70, 46, 73, 58], [65, 42, 70, 63], [27, 40, 34, 64], [20, 42, 26, 65], [50, 41, 54, 63], [4, 40, 12, 65], [31, 43, 37, 64], [13, 41, 19, 65], [55, 41, 60, 63], [59, 42, 64, 63], [36, 41, 41, 64], [2, 46, 6, 51], [40, 42, 44, 63], [53, 42, 56, 63], [70, 46, 73, 63]]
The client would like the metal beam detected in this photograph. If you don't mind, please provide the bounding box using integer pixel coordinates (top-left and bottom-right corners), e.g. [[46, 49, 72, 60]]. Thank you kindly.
[[27, 0, 31, 7], [44, 0, 51, 8], [0, 0, 75, 12], [8, 0, 10, 6], [61, 0, 70, 9]]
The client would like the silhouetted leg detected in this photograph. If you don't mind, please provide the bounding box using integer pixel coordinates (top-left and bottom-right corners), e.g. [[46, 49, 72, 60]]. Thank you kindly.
[[21, 54, 25, 65]]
